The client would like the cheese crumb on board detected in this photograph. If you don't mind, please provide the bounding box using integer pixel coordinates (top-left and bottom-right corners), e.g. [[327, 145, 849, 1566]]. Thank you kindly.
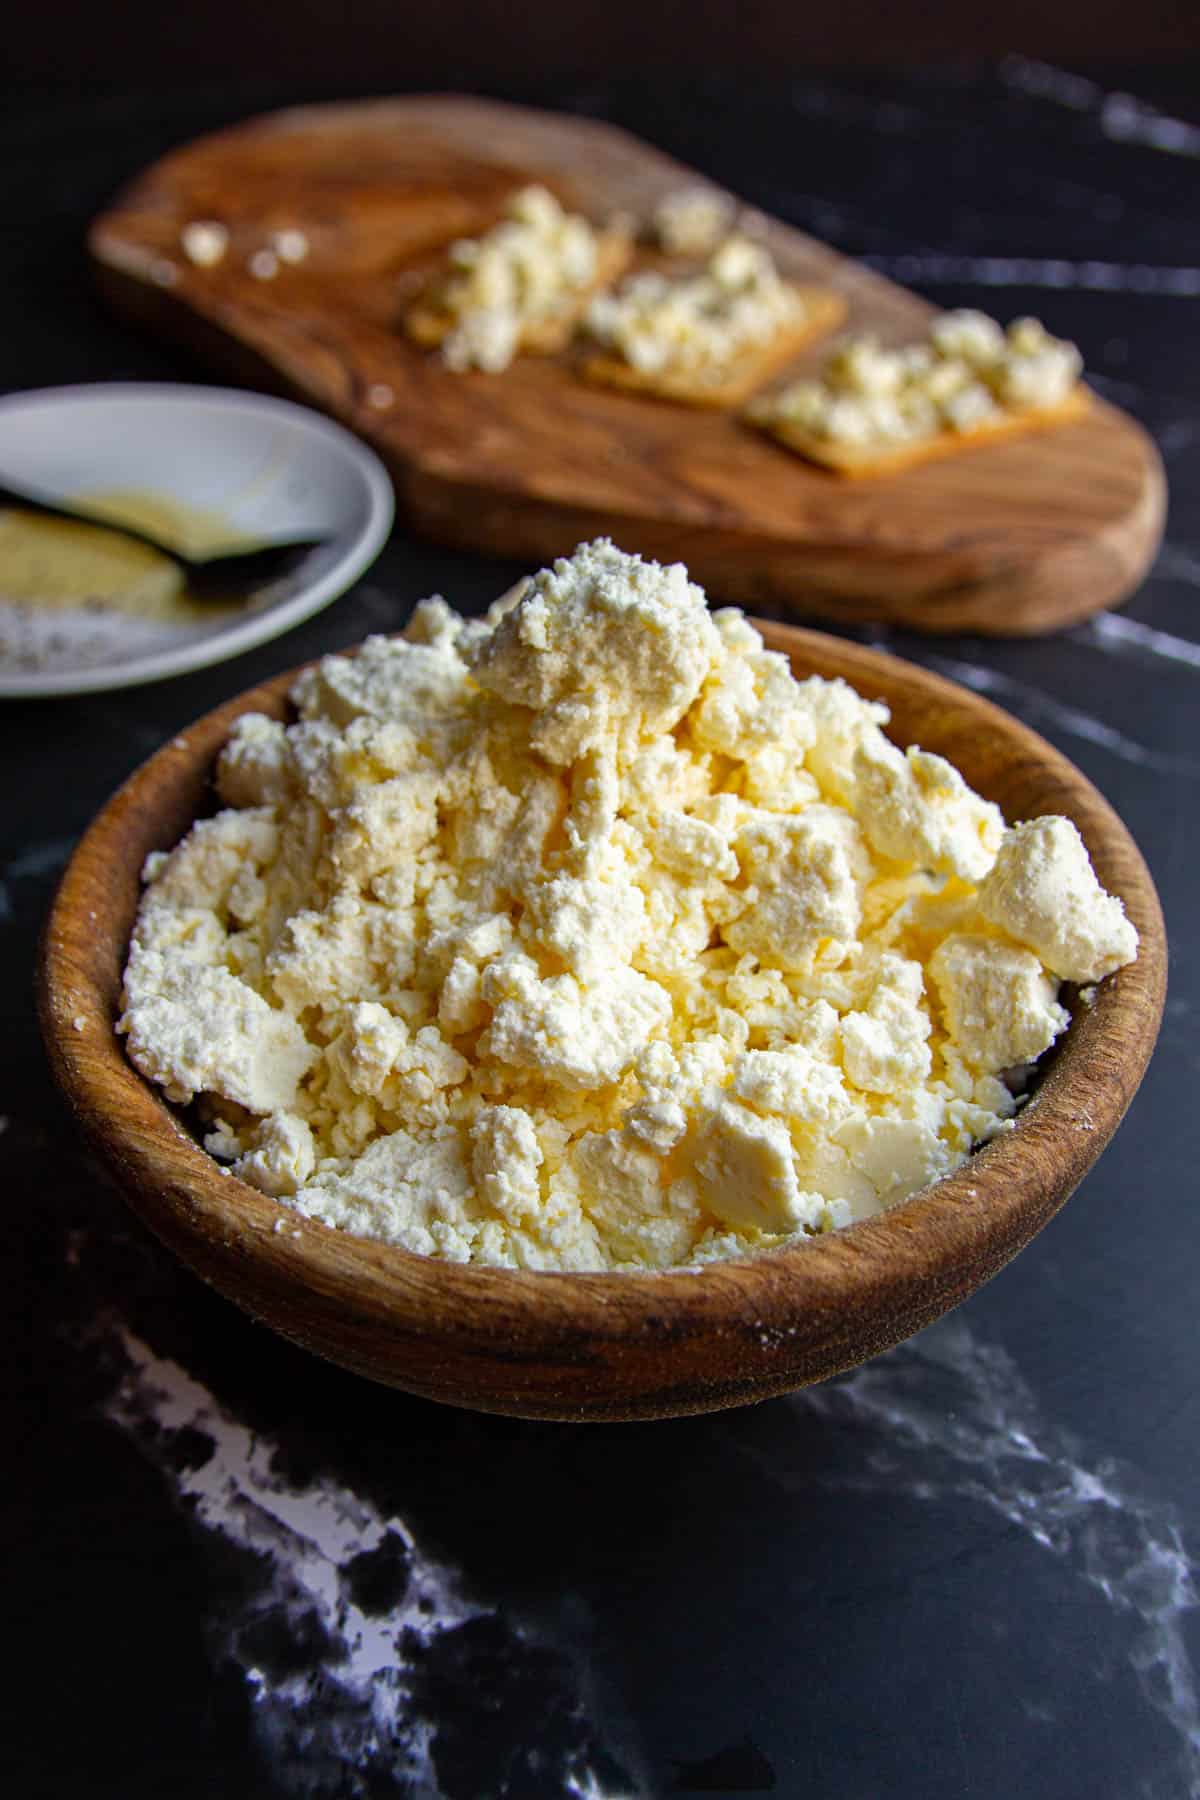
[[119, 539, 1137, 1271], [582, 234, 845, 407], [270, 228, 309, 265], [180, 220, 228, 267], [750, 310, 1087, 474], [405, 185, 632, 373]]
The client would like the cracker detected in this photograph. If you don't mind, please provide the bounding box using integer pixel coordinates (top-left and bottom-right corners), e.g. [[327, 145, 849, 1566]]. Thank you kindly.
[[405, 228, 633, 360], [756, 384, 1091, 477], [580, 287, 846, 409]]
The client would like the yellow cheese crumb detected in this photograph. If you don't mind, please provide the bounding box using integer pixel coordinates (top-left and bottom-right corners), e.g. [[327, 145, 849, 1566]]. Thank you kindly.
[[119, 540, 1138, 1269]]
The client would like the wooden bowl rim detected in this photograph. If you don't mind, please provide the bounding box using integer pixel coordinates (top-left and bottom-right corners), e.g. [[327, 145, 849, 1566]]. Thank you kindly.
[[38, 619, 1167, 1412]]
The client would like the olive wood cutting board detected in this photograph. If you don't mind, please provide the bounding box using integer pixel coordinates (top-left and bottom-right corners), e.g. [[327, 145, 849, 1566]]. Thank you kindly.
[[89, 95, 1166, 635]]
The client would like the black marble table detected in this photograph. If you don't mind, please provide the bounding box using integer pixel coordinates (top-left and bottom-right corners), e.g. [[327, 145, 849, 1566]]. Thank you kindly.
[[3, 62, 1198, 1800]]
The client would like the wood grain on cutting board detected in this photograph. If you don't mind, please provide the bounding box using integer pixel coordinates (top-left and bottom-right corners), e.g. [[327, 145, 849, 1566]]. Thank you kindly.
[[89, 95, 1166, 635]]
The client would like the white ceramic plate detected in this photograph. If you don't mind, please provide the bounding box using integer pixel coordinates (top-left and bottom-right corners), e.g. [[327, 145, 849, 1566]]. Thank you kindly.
[[0, 384, 394, 697]]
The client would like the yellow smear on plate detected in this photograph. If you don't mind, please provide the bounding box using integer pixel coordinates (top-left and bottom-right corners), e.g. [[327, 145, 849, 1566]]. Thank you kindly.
[[69, 487, 259, 560], [0, 508, 241, 623]]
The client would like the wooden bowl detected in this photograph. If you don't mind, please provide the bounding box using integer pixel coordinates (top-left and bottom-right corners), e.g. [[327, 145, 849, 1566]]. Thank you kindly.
[[38, 623, 1166, 1421]]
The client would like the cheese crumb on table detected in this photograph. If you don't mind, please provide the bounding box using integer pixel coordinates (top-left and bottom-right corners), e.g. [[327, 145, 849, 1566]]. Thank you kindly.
[[582, 234, 845, 406], [750, 310, 1087, 473], [119, 539, 1138, 1271], [405, 185, 632, 374]]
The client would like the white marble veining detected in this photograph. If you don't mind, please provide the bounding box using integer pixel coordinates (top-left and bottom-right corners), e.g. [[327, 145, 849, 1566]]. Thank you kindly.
[[1156, 546, 1200, 590], [922, 655, 1200, 777], [1002, 58, 1200, 160], [103, 1328, 643, 1800], [96, 1305, 1200, 1798], [867, 252, 1200, 295], [1000, 58, 1108, 114], [1155, 420, 1200, 457], [0, 833, 76, 922], [1071, 611, 1200, 673], [788, 81, 922, 135], [730, 1319, 1200, 1799]]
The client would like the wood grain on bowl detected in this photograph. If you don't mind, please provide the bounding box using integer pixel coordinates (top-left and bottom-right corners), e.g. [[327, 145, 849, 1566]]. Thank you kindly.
[[38, 623, 1166, 1421], [88, 95, 1165, 636]]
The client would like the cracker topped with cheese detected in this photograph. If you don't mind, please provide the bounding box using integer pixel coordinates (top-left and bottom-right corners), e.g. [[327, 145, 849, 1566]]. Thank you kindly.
[[580, 233, 846, 408], [749, 310, 1088, 475], [405, 184, 633, 373]]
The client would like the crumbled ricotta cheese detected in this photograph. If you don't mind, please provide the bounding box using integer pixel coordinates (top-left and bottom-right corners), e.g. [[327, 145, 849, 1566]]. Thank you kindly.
[[424, 186, 610, 374], [585, 234, 807, 384], [854, 737, 1004, 881], [467, 536, 719, 761], [754, 310, 1084, 448], [235, 1111, 316, 1197], [651, 187, 736, 256], [119, 539, 1138, 1270], [978, 814, 1139, 982], [928, 934, 1069, 1070]]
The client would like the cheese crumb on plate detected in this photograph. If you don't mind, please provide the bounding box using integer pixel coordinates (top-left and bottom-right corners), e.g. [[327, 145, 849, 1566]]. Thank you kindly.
[[119, 540, 1137, 1271]]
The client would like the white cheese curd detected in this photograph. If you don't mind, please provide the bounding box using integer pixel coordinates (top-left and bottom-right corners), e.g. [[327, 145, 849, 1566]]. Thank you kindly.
[[757, 310, 1084, 445], [119, 540, 1137, 1269], [585, 233, 805, 383], [433, 185, 605, 373]]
